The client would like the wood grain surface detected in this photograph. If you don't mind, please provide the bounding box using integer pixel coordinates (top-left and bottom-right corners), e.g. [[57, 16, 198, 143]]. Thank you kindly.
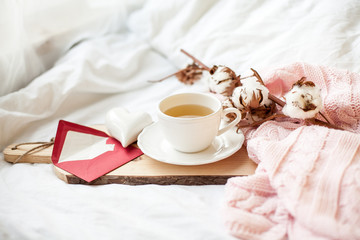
[[3, 126, 257, 185]]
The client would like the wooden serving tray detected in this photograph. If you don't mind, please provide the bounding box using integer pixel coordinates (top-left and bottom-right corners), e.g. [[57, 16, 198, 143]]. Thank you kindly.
[[3, 126, 257, 185], [4, 143, 53, 164]]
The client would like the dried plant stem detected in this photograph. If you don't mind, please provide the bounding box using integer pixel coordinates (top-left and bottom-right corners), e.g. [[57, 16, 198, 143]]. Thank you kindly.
[[148, 71, 182, 83], [268, 94, 286, 107], [180, 49, 211, 71], [236, 113, 342, 131], [305, 118, 343, 130], [178, 49, 339, 130], [319, 111, 331, 124], [265, 83, 332, 126], [148, 66, 207, 83], [239, 74, 255, 81], [267, 93, 336, 128], [237, 114, 287, 130], [250, 68, 265, 85], [250, 68, 287, 108]]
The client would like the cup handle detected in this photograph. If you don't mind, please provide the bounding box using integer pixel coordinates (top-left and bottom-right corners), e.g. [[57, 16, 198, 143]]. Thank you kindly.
[[217, 108, 242, 136]]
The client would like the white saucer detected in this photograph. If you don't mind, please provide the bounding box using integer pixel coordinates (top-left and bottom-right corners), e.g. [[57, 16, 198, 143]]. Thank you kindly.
[[137, 122, 244, 165]]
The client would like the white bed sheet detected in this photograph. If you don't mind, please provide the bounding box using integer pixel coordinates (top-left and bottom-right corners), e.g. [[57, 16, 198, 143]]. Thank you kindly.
[[0, 0, 359, 239]]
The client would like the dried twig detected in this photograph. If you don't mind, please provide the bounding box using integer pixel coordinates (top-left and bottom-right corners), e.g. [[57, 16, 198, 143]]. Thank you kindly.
[[180, 49, 211, 71], [236, 114, 287, 131], [166, 49, 341, 130], [148, 71, 182, 83]]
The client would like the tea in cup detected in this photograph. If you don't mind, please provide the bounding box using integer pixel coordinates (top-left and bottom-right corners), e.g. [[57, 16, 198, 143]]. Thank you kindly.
[[157, 92, 241, 153]]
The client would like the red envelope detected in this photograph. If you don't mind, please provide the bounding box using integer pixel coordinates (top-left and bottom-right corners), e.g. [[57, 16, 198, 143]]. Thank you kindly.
[[52, 120, 143, 182]]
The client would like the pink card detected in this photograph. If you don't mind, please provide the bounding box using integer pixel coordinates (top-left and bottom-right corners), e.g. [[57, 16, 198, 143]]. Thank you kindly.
[[51, 120, 143, 182]]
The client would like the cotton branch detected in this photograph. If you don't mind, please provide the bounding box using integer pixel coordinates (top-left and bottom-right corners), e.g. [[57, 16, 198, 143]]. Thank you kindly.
[[180, 49, 211, 71]]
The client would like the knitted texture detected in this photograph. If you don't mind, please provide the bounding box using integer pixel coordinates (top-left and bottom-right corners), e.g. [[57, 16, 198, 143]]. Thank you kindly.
[[225, 63, 360, 240], [264, 62, 360, 132]]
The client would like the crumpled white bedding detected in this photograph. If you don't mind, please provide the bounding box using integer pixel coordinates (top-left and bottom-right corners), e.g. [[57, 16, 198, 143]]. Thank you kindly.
[[0, 0, 359, 239]]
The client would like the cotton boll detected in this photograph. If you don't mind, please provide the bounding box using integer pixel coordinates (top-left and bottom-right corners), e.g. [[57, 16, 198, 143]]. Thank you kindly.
[[231, 86, 247, 110], [222, 97, 235, 109], [282, 83, 322, 119], [222, 97, 241, 122], [231, 77, 272, 109], [207, 65, 239, 96], [230, 77, 275, 122]]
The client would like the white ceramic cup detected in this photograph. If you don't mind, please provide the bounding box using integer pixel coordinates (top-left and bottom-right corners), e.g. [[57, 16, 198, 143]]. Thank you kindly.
[[157, 92, 241, 153]]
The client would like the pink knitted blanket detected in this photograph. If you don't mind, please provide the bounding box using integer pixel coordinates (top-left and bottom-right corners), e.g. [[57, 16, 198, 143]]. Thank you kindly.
[[225, 63, 360, 240]]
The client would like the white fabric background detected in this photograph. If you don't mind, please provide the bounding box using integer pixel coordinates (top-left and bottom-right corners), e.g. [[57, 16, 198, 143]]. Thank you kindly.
[[0, 0, 359, 239]]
